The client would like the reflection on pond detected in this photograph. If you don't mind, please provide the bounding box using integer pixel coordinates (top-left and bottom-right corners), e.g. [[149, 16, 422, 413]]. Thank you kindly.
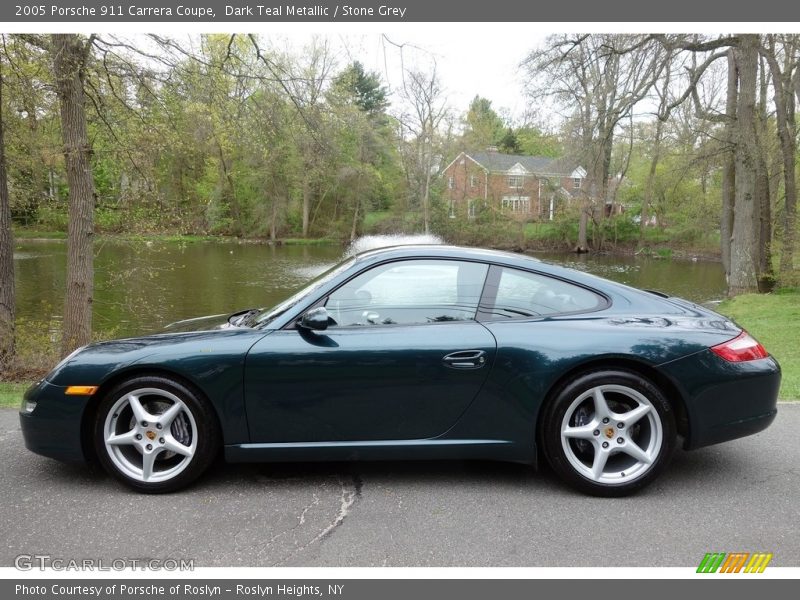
[[13, 238, 726, 338]]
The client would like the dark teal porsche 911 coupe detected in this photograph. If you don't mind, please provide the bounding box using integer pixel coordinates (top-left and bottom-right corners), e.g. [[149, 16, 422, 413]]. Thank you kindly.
[[20, 245, 780, 496]]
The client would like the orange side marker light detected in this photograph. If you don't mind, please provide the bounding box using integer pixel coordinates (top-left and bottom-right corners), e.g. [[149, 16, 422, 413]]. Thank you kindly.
[[65, 386, 99, 396]]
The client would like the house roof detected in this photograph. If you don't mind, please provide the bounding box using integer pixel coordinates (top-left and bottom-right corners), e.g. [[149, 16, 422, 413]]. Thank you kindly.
[[465, 151, 578, 176]]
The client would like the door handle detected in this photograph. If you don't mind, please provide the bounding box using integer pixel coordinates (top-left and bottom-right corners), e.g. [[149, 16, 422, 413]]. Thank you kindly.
[[442, 350, 487, 369]]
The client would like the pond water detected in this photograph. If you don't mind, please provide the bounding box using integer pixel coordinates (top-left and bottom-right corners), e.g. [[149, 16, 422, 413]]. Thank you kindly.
[[12, 237, 727, 338]]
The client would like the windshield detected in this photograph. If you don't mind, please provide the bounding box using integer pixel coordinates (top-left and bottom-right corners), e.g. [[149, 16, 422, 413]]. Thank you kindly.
[[250, 257, 356, 328]]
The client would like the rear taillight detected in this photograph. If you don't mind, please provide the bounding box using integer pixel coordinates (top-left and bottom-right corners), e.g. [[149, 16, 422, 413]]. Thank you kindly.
[[710, 331, 769, 362]]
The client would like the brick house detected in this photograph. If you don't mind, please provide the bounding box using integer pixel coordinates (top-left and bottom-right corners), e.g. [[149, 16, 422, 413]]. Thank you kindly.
[[441, 149, 586, 220]]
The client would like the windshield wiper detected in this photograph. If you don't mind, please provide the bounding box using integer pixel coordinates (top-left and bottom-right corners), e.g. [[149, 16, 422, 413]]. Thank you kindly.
[[228, 308, 261, 328]]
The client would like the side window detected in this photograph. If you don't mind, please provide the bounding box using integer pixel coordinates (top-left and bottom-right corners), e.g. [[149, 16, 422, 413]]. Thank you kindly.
[[484, 267, 603, 318], [325, 260, 488, 326]]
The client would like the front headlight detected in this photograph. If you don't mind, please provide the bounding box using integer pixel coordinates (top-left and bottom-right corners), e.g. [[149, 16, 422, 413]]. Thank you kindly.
[[20, 380, 43, 413]]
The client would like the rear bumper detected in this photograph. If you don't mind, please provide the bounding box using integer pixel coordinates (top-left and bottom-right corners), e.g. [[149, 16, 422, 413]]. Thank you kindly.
[[658, 351, 781, 450], [19, 380, 89, 463]]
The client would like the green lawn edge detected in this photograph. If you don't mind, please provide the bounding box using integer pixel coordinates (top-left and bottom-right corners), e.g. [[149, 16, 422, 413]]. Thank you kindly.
[[0, 382, 28, 409], [717, 289, 800, 401]]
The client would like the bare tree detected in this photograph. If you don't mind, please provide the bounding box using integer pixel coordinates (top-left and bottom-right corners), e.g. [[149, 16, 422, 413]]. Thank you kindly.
[[281, 38, 335, 238], [524, 35, 666, 251], [52, 34, 97, 354], [398, 65, 448, 234], [640, 49, 677, 245], [0, 46, 14, 365]]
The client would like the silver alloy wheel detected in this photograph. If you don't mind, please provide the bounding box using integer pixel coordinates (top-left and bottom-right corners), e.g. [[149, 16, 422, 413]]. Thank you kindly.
[[560, 384, 663, 485], [103, 387, 198, 483]]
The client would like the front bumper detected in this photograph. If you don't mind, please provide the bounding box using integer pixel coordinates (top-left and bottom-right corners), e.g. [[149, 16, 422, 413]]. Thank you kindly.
[[19, 379, 90, 463], [659, 350, 781, 450]]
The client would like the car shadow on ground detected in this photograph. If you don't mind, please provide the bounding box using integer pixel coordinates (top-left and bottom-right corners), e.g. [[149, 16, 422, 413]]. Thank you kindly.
[[11, 441, 756, 497]]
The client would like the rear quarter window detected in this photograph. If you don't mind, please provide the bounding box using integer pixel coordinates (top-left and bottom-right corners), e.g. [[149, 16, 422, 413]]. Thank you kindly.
[[484, 266, 605, 318]]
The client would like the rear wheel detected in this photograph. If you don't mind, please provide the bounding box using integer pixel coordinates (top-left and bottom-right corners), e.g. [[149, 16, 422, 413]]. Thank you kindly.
[[93, 375, 219, 493], [541, 370, 676, 497]]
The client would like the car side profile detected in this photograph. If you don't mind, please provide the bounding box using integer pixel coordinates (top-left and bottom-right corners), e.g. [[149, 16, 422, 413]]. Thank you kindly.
[[20, 245, 780, 496]]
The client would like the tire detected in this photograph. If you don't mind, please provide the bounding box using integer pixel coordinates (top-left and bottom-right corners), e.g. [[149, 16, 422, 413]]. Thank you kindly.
[[541, 369, 676, 497], [93, 375, 220, 493]]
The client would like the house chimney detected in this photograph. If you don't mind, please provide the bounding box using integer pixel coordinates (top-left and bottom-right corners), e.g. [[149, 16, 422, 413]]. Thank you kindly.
[[486, 145, 499, 153]]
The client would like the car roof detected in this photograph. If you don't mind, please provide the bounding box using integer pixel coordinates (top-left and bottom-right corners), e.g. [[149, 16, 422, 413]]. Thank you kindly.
[[349, 244, 659, 303], [353, 244, 541, 265]]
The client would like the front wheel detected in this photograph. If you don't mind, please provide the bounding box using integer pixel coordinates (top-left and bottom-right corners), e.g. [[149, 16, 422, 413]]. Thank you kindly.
[[541, 370, 676, 497], [93, 375, 220, 493]]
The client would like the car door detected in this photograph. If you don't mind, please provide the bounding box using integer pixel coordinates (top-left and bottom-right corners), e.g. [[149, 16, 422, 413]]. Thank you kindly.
[[244, 259, 497, 442]]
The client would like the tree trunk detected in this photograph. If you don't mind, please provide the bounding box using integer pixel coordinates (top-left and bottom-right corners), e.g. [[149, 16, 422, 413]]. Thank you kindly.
[[596, 135, 613, 250], [756, 153, 772, 289], [729, 35, 760, 297], [755, 58, 773, 289], [779, 105, 797, 278], [422, 140, 432, 235], [763, 37, 797, 277], [269, 194, 277, 242], [577, 201, 589, 252], [52, 34, 95, 355], [720, 49, 737, 282], [0, 55, 15, 365], [302, 175, 311, 238], [350, 199, 360, 242], [640, 117, 665, 245], [216, 140, 241, 236]]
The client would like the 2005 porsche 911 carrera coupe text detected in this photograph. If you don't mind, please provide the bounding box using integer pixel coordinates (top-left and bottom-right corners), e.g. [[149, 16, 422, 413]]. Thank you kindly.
[[19, 245, 780, 496]]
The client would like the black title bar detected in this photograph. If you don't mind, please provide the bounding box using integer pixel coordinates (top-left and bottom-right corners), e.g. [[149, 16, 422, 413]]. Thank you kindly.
[[4, 0, 800, 23]]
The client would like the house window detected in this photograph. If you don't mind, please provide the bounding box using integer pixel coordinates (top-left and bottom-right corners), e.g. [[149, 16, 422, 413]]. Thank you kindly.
[[502, 196, 530, 213], [470, 174, 478, 188], [573, 177, 582, 190], [448, 176, 454, 189], [468, 200, 477, 219], [508, 175, 523, 189]]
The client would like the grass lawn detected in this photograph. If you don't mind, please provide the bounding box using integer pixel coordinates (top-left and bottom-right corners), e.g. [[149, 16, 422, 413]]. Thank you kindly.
[[12, 229, 67, 239], [718, 288, 800, 401], [0, 382, 28, 409]]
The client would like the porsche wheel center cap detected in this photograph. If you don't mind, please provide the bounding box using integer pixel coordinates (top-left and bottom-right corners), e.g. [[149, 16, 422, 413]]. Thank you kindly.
[[604, 427, 615, 439], [145, 430, 157, 441]]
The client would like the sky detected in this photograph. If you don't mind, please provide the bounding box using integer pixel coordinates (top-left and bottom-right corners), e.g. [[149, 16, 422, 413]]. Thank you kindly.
[[304, 29, 549, 120]]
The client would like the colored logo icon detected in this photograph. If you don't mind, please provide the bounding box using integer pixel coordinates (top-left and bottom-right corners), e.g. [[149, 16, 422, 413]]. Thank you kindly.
[[697, 552, 773, 573]]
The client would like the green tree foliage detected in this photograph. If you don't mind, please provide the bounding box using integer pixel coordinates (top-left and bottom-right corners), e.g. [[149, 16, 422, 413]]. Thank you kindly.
[[515, 126, 562, 157], [1, 34, 408, 240], [458, 96, 561, 157], [462, 95, 504, 151], [329, 61, 389, 116], [1, 37, 60, 225], [497, 128, 521, 154]]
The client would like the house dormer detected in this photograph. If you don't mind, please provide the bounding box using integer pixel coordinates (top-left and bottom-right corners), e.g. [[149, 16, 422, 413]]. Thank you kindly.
[[570, 166, 587, 190], [507, 163, 528, 189]]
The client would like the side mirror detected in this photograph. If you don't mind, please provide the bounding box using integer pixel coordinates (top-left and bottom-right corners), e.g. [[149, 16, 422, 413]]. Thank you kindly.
[[298, 307, 330, 331]]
